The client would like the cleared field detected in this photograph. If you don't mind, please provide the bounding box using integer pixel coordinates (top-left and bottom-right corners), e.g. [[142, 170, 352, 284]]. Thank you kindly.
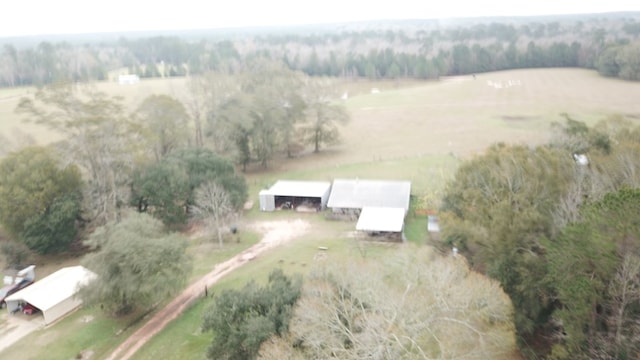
[[336, 68, 640, 167], [2, 68, 639, 165]]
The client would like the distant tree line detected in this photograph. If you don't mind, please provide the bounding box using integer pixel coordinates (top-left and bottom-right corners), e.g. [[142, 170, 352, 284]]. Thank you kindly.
[[2, 13, 640, 87]]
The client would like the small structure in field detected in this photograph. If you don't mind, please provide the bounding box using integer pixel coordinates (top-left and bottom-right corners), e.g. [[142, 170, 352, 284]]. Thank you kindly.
[[118, 74, 140, 85], [356, 207, 406, 241], [4, 266, 96, 325], [427, 215, 440, 233], [259, 180, 332, 212], [573, 153, 589, 166]]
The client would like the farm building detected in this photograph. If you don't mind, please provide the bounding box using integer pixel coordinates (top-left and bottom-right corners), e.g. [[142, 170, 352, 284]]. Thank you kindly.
[[327, 178, 411, 215], [356, 207, 407, 240], [118, 74, 140, 85], [259, 180, 332, 212], [428, 215, 440, 233], [4, 266, 96, 325]]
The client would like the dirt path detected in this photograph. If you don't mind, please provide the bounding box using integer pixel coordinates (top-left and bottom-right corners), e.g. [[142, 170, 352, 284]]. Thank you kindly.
[[105, 219, 309, 360], [0, 314, 44, 353]]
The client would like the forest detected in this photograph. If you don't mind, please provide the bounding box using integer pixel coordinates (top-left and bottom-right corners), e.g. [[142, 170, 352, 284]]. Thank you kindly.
[[1, 12, 640, 87], [439, 116, 640, 358]]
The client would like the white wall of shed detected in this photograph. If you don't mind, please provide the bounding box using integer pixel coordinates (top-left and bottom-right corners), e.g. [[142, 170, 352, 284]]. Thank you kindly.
[[42, 297, 83, 325], [259, 190, 275, 211]]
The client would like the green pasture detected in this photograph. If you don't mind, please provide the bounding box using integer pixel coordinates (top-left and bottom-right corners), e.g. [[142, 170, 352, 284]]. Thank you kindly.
[[1, 307, 137, 360]]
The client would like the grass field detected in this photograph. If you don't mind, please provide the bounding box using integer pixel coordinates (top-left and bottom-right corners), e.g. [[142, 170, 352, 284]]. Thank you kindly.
[[2, 68, 640, 163], [0, 68, 639, 359]]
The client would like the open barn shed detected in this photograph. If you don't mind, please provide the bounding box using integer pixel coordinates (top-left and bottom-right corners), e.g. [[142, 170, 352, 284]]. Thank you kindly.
[[259, 180, 332, 212], [356, 207, 407, 240], [5, 266, 96, 325], [327, 179, 411, 216]]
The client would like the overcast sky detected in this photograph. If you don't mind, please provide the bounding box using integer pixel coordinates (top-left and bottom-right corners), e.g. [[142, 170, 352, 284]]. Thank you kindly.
[[2, 0, 639, 37]]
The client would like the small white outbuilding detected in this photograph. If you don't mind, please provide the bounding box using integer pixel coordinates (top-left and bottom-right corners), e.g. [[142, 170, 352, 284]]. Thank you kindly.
[[5, 266, 96, 325]]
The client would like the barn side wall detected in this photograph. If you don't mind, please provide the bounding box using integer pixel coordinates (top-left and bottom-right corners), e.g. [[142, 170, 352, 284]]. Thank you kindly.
[[43, 297, 83, 325], [259, 190, 275, 211]]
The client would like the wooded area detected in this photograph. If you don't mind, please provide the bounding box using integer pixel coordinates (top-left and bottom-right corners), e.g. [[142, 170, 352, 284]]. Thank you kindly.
[[440, 117, 640, 358], [2, 13, 640, 87]]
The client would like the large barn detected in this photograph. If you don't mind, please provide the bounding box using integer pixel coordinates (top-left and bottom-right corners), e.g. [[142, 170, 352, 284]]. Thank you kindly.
[[259, 180, 332, 212], [328, 179, 412, 240], [5, 266, 96, 325], [327, 179, 411, 214]]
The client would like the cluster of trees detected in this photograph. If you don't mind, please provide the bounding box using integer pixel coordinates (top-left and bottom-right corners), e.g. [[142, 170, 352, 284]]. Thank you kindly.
[[0, 147, 82, 254], [131, 148, 247, 230], [596, 41, 640, 80], [2, 13, 640, 87], [202, 269, 302, 360], [202, 247, 517, 359], [0, 59, 348, 275], [183, 60, 350, 169], [79, 213, 192, 315], [439, 116, 640, 358], [0, 88, 216, 255]]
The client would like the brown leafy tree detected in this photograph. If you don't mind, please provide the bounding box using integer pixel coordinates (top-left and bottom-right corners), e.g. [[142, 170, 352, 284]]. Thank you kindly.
[[260, 247, 517, 359], [133, 94, 190, 160], [301, 77, 350, 153], [16, 82, 133, 224]]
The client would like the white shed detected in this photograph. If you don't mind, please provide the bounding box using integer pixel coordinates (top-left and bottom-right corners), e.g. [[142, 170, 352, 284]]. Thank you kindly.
[[427, 215, 441, 233], [118, 74, 140, 85], [356, 207, 406, 233], [259, 189, 276, 211], [259, 180, 332, 212], [5, 266, 96, 325]]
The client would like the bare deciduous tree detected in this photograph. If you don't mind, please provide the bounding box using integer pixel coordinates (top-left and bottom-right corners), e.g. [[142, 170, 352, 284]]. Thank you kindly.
[[190, 181, 235, 247], [260, 247, 517, 359], [301, 77, 350, 153], [16, 82, 133, 224], [184, 71, 238, 151], [608, 254, 640, 353]]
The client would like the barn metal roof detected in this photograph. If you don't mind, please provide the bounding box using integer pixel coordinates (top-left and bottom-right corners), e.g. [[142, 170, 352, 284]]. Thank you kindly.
[[5, 266, 96, 312], [265, 180, 332, 198], [327, 179, 411, 210], [356, 207, 406, 232]]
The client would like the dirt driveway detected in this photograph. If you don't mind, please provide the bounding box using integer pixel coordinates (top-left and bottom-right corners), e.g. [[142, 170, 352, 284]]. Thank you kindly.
[[106, 219, 309, 360], [0, 312, 45, 352]]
